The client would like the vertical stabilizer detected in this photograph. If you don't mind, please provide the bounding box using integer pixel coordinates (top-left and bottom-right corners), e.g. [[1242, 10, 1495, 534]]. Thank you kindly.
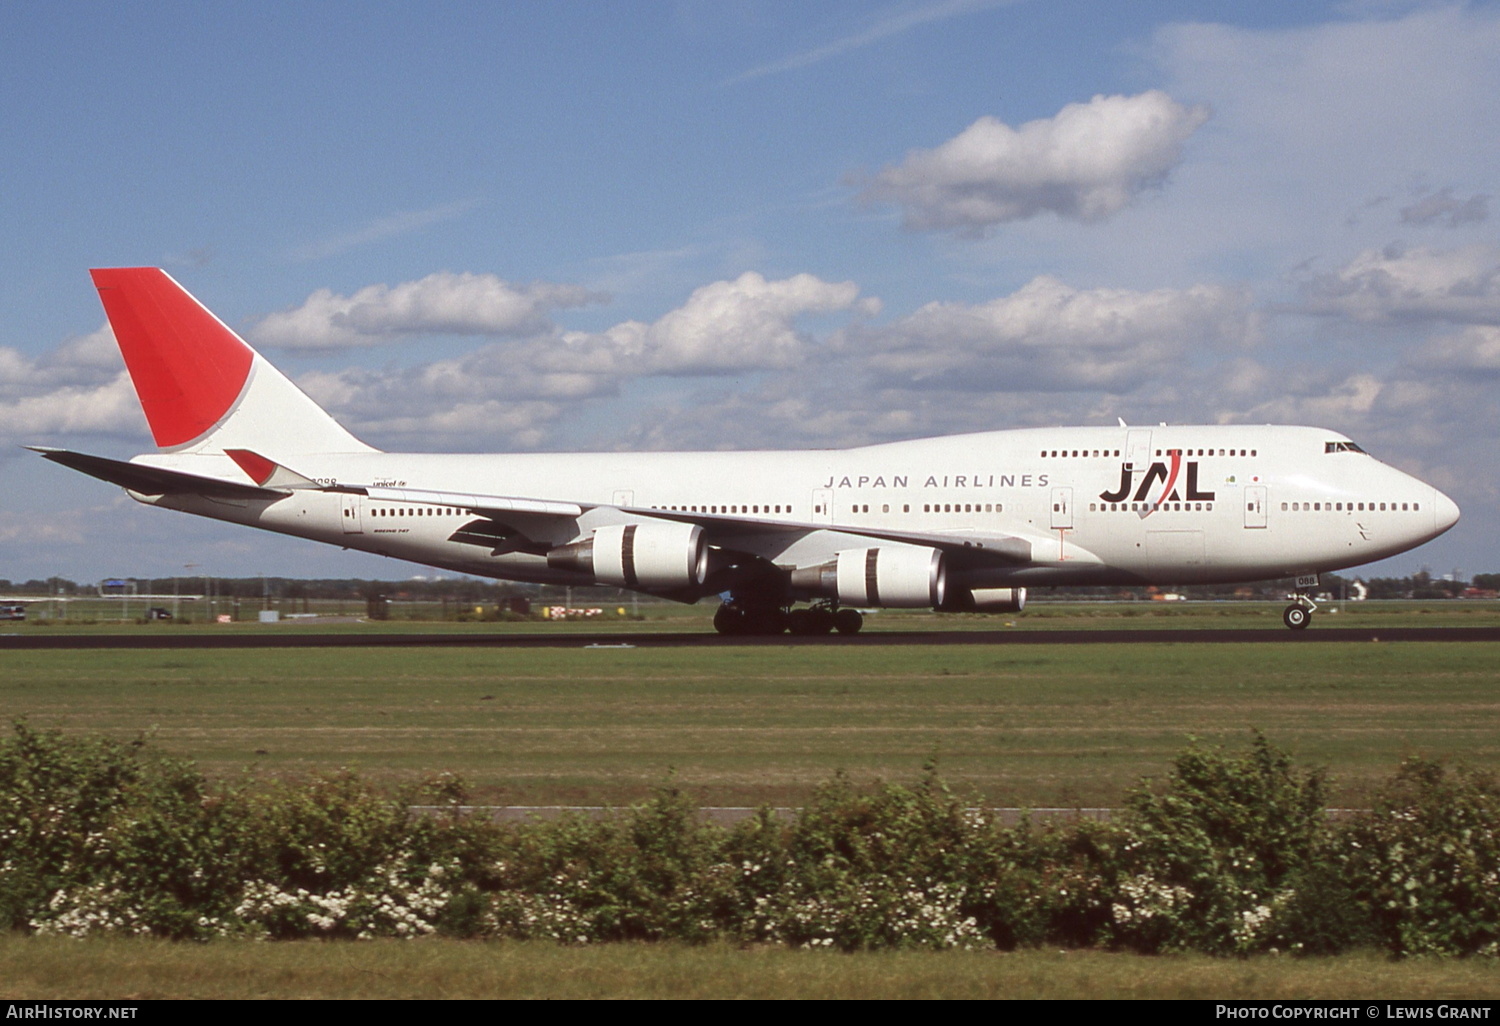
[[91, 268, 376, 455]]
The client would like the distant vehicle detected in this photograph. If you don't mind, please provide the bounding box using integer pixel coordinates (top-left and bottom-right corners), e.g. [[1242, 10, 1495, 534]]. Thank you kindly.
[[35, 268, 1461, 635], [0, 604, 25, 621], [146, 607, 173, 621]]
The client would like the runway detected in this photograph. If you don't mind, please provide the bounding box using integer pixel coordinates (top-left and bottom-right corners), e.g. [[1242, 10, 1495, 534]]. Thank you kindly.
[[3, 626, 1499, 649]]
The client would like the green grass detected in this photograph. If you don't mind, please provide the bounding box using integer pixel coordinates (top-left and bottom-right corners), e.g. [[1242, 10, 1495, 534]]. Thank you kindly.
[[3, 937, 1499, 999], [10, 597, 1500, 633], [3, 640, 1497, 807]]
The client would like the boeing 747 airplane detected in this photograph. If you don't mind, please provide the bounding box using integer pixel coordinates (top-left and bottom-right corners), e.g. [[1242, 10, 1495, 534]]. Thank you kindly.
[[34, 268, 1459, 634]]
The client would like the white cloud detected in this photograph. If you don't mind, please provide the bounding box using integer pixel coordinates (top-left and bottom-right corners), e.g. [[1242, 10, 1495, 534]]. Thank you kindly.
[[1299, 244, 1500, 324], [1413, 325, 1500, 375], [852, 275, 1256, 391], [0, 325, 121, 399], [1240, 371, 1384, 425], [248, 272, 606, 351], [858, 91, 1210, 235], [571, 271, 869, 375], [0, 373, 146, 439], [0, 325, 145, 441], [289, 271, 872, 448]]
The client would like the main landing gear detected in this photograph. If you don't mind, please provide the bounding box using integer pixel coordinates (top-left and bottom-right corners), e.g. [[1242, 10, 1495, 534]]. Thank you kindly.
[[713, 600, 863, 636]]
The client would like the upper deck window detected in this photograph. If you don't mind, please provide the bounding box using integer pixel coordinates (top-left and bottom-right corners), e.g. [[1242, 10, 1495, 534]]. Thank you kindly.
[[1325, 441, 1367, 454]]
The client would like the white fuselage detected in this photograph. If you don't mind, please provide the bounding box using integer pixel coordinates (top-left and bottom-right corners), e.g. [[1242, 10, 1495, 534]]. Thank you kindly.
[[134, 423, 1458, 594]]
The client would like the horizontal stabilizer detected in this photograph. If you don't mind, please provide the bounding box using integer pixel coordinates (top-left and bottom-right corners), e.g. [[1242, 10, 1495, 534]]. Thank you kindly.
[[28, 447, 288, 500], [225, 449, 322, 489]]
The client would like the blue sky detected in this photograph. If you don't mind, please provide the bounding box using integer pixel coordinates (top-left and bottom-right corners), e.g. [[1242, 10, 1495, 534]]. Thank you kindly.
[[2, 0, 1496, 583]]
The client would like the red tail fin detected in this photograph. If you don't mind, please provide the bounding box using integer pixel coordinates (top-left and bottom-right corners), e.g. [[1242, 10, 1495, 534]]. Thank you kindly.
[[90, 268, 375, 456], [91, 268, 254, 448]]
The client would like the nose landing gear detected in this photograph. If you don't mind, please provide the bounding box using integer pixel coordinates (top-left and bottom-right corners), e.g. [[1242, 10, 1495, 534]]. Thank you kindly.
[[1282, 601, 1313, 630], [1282, 580, 1319, 630]]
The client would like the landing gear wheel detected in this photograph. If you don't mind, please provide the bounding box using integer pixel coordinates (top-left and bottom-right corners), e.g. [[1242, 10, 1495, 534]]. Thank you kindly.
[[832, 608, 864, 635], [716, 603, 788, 635], [748, 608, 789, 636], [714, 604, 743, 635], [1282, 604, 1311, 630]]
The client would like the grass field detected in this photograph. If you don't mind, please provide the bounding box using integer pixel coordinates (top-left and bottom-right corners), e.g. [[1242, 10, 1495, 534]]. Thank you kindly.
[[3, 632, 1497, 808], [4, 937, 1499, 999], [6, 610, 1500, 999], [10, 596, 1500, 633]]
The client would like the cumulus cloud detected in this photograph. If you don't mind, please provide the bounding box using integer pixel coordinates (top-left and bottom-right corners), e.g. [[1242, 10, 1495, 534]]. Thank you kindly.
[[0, 325, 146, 441], [1413, 325, 1500, 376], [1299, 244, 1500, 324], [248, 272, 606, 351], [555, 271, 871, 376], [850, 275, 1256, 391], [1401, 188, 1489, 229], [0, 325, 121, 399], [289, 271, 873, 449], [0, 373, 145, 439], [858, 91, 1210, 235], [1240, 371, 1384, 426]]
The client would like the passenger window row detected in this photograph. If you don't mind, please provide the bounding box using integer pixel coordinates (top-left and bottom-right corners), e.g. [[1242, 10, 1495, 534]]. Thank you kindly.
[[1283, 501, 1419, 512], [1089, 502, 1213, 512]]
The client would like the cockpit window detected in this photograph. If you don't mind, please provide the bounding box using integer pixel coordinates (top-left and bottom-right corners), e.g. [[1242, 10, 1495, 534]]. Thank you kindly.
[[1325, 441, 1367, 454]]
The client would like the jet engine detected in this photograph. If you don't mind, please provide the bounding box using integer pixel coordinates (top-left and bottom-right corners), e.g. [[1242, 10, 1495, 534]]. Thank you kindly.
[[792, 546, 947, 608], [940, 586, 1027, 613], [548, 522, 708, 589]]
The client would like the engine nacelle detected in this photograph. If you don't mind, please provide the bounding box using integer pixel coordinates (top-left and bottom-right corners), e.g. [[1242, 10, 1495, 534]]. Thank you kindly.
[[832, 546, 947, 609], [945, 586, 1026, 613], [547, 522, 708, 589]]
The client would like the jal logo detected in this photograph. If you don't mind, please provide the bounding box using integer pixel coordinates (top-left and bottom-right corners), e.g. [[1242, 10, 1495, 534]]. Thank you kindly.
[[1099, 451, 1216, 507]]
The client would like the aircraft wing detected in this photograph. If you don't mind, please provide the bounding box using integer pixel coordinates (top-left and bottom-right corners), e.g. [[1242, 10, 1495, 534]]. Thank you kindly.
[[339, 482, 1041, 566], [234, 452, 1055, 567], [625, 506, 1039, 565], [28, 447, 289, 501]]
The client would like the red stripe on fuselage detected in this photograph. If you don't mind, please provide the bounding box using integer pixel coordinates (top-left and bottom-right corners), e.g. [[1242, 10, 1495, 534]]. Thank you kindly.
[[1160, 449, 1182, 504], [91, 268, 254, 449]]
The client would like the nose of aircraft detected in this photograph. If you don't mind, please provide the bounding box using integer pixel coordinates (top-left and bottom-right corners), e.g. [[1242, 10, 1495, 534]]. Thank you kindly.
[[1432, 488, 1460, 537]]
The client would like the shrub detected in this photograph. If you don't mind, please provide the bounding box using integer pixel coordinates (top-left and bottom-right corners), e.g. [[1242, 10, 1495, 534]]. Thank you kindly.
[[1112, 732, 1330, 954], [1341, 758, 1500, 956], [3, 722, 1497, 956]]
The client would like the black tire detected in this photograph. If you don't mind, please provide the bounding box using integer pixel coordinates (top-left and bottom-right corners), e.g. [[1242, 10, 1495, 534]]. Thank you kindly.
[[832, 608, 864, 635], [714, 604, 749, 635], [749, 608, 789, 635], [1283, 604, 1311, 630], [805, 607, 835, 635]]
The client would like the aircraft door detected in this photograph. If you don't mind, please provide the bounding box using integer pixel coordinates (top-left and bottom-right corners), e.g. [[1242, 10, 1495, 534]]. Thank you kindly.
[[341, 494, 363, 535], [1126, 430, 1153, 481], [1050, 487, 1073, 530], [812, 488, 834, 524], [1244, 485, 1267, 529]]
